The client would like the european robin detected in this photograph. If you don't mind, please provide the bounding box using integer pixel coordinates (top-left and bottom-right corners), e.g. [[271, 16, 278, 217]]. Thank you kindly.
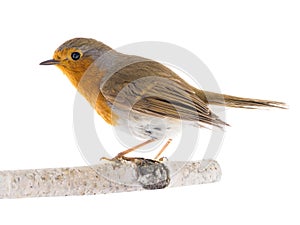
[[40, 38, 286, 159]]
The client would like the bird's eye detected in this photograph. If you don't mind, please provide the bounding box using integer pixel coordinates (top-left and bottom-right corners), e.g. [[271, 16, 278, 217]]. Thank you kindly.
[[71, 52, 81, 61]]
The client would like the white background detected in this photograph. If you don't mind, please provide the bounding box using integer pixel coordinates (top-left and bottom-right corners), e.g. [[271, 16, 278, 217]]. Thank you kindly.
[[0, 0, 299, 224]]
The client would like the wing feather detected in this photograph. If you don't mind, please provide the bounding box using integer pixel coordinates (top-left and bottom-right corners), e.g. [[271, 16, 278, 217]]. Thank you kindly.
[[100, 60, 227, 127]]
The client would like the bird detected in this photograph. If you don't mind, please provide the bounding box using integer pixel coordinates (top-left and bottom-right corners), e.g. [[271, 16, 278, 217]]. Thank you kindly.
[[40, 38, 286, 160]]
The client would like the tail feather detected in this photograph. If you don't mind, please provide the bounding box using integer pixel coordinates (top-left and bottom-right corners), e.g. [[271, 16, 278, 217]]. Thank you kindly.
[[197, 90, 287, 109]]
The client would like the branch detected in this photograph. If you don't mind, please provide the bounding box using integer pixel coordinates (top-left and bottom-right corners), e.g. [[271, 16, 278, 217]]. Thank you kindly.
[[0, 158, 221, 199]]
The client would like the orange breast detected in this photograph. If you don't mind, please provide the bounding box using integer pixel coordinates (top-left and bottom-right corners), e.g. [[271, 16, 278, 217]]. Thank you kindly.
[[55, 54, 118, 125], [95, 93, 118, 125]]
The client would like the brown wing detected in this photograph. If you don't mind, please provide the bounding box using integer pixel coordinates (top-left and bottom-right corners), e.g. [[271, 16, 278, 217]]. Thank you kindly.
[[100, 59, 227, 127]]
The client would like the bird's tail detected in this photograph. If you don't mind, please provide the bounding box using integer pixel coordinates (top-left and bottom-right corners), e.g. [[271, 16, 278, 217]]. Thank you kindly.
[[196, 90, 287, 109]]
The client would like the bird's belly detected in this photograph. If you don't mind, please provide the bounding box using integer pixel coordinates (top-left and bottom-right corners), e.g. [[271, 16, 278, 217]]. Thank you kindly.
[[113, 109, 181, 140]]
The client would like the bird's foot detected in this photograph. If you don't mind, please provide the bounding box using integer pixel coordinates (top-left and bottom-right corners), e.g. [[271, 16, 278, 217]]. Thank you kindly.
[[157, 157, 168, 162]]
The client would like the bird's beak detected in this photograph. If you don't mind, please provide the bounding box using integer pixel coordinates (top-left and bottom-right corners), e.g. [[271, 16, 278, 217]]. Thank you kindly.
[[39, 59, 60, 65]]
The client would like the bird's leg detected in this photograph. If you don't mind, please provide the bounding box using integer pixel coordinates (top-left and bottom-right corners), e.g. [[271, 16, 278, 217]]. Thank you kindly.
[[154, 139, 172, 160], [115, 139, 155, 159]]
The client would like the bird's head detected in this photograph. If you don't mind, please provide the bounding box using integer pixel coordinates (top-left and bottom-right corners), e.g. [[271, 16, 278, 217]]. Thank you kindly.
[[40, 38, 112, 87]]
